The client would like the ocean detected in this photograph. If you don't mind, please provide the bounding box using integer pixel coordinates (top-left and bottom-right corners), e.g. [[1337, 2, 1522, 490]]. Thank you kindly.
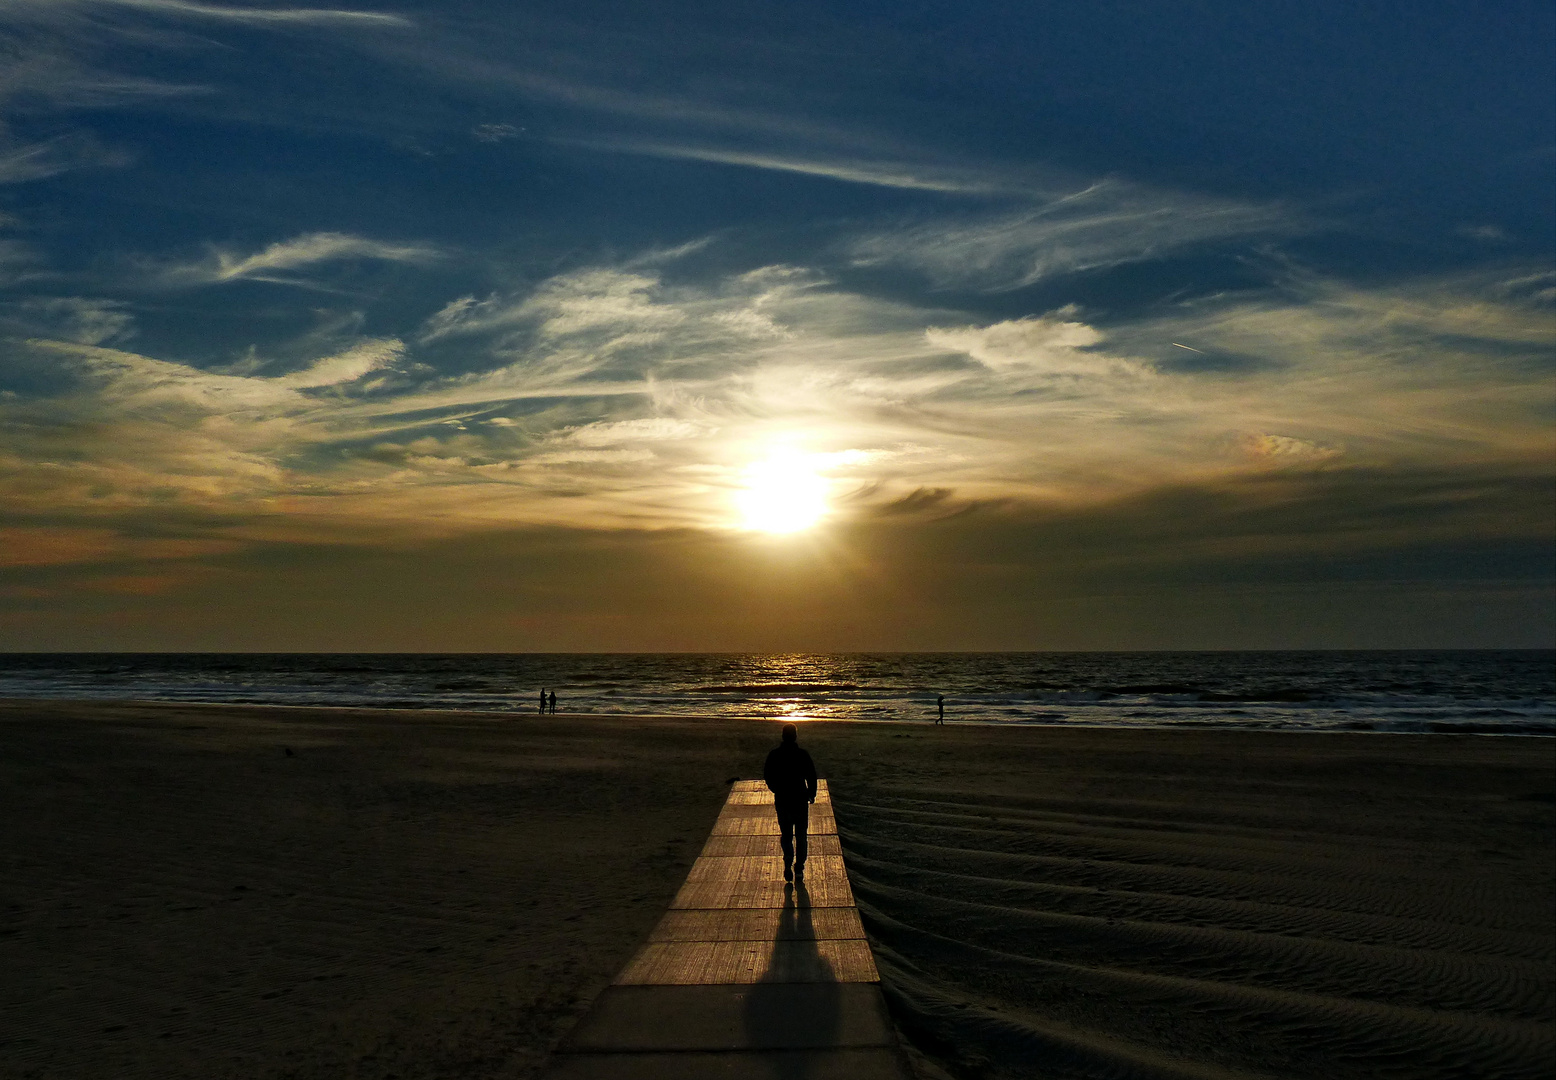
[[0, 651, 1551, 734]]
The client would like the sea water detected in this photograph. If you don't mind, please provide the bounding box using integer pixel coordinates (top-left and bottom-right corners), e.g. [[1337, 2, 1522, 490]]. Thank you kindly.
[[0, 651, 1550, 734]]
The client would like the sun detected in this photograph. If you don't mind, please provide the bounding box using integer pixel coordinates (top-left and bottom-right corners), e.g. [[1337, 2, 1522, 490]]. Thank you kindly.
[[735, 448, 829, 533]]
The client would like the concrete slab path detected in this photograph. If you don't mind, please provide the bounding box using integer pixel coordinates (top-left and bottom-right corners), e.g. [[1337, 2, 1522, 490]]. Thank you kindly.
[[542, 779, 911, 1079]]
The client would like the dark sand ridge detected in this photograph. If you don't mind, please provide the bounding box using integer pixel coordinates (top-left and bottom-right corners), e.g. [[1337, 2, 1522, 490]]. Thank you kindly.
[[1, 701, 1551, 1079]]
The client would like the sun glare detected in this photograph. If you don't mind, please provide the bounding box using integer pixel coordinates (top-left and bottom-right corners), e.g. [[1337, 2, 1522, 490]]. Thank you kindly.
[[736, 448, 829, 533]]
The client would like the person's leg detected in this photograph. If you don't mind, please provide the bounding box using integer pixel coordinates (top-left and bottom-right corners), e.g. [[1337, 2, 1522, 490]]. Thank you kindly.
[[793, 800, 809, 877], [775, 800, 796, 880]]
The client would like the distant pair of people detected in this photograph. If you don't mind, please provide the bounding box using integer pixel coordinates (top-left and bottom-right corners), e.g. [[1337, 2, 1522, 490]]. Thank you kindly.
[[538, 689, 557, 714], [763, 723, 818, 883]]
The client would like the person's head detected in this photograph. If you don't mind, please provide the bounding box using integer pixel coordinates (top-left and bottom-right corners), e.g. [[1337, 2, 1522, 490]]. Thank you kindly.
[[781, 723, 798, 744]]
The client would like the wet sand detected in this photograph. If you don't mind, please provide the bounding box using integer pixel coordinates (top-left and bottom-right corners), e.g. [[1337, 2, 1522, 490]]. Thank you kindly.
[[1, 700, 1551, 1079]]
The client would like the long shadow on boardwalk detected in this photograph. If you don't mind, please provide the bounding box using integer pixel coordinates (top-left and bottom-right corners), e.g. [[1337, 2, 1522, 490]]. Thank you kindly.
[[543, 779, 908, 1079], [742, 881, 843, 1079]]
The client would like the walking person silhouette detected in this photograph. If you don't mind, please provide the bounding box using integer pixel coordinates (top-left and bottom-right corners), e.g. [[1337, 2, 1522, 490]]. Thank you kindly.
[[763, 723, 818, 883]]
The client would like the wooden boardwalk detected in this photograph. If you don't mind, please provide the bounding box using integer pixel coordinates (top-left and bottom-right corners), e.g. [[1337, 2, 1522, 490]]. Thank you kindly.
[[543, 780, 910, 1079]]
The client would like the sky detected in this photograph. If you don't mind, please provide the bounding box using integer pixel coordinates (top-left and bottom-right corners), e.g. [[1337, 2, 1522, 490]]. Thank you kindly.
[[0, 0, 1552, 651]]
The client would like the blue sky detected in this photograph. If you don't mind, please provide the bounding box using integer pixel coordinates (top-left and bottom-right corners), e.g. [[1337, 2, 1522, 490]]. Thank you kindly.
[[0, 0, 1552, 650]]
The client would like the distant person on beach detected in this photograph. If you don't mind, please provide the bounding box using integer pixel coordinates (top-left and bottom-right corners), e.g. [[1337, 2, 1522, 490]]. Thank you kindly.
[[539, 689, 547, 715], [937, 695, 945, 724], [763, 723, 818, 883], [548, 690, 557, 714]]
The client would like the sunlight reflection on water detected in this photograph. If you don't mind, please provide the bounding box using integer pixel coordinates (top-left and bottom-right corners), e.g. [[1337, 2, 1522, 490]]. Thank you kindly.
[[2, 651, 1551, 734]]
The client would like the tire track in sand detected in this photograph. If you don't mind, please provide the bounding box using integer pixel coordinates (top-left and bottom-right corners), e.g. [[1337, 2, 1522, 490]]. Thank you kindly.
[[835, 789, 1554, 1080]]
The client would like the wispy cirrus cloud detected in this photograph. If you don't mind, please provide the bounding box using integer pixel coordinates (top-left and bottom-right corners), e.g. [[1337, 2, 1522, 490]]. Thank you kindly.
[[1122, 265, 1556, 384], [151, 231, 444, 287], [40, 334, 402, 410], [0, 295, 134, 343], [422, 269, 685, 344], [4, 255, 1550, 549], [924, 309, 1152, 380], [0, 0, 410, 29], [844, 180, 1299, 290], [0, 47, 210, 111], [271, 338, 402, 388], [0, 335, 410, 538], [0, 238, 38, 285], [557, 137, 1014, 195], [0, 0, 410, 119], [0, 130, 123, 182]]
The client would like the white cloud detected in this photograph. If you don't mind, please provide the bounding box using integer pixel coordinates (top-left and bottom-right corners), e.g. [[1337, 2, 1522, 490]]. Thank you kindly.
[[845, 180, 1296, 291], [4, 259, 1550, 537], [402, 50, 864, 155], [30, 335, 405, 413], [64, 342, 310, 411], [563, 417, 704, 446], [558, 137, 1010, 194], [156, 232, 443, 287], [526, 270, 685, 339], [1134, 267, 1556, 373], [529, 448, 655, 466], [471, 122, 521, 142], [0, 132, 127, 184], [422, 270, 682, 343], [27, 0, 411, 28], [0, 238, 39, 284], [1457, 224, 1508, 243], [273, 338, 402, 387], [0, 0, 408, 121], [1493, 270, 1556, 306], [3, 296, 134, 344], [1244, 433, 1342, 464], [0, 45, 209, 110], [926, 310, 1151, 379]]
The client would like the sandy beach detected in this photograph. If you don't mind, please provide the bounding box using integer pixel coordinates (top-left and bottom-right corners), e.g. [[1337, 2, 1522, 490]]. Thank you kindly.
[[1, 701, 1551, 1079]]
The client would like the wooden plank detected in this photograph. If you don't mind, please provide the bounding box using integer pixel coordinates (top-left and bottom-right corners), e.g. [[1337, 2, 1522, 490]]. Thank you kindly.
[[647, 908, 865, 944], [767, 940, 877, 983], [724, 779, 830, 804], [698, 834, 842, 858], [670, 873, 855, 910], [716, 802, 834, 818], [727, 779, 830, 793], [684, 854, 846, 885], [724, 790, 773, 804], [709, 814, 778, 836], [710, 805, 837, 836], [675, 856, 854, 908], [616, 939, 879, 985]]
